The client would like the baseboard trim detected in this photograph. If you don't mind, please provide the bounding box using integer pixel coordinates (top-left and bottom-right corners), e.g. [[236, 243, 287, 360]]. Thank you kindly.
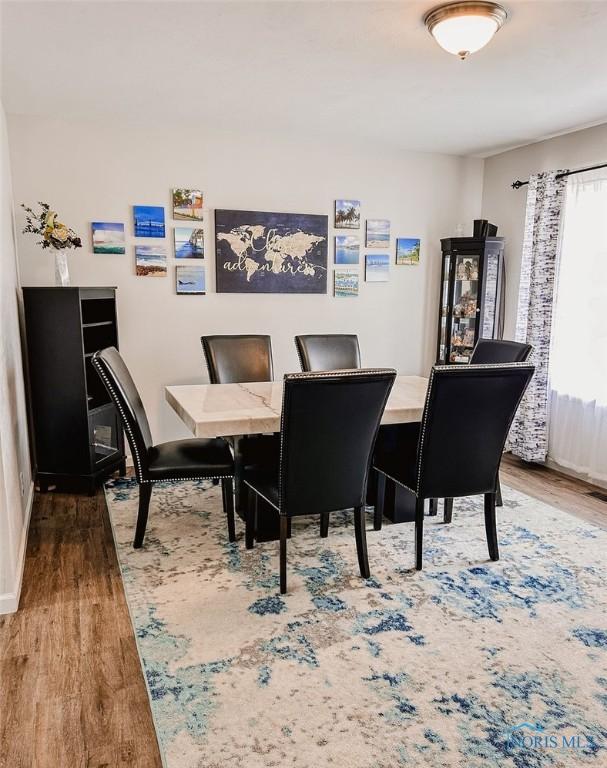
[[0, 481, 35, 615], [545, 457, 607, 491]]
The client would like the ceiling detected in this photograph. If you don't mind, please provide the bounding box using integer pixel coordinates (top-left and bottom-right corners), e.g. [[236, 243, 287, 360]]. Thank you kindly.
[[2, 1, 607, 157]]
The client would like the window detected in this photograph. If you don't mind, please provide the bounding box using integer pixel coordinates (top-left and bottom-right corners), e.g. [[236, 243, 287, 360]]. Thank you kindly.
[[548, 169, 607, 483]]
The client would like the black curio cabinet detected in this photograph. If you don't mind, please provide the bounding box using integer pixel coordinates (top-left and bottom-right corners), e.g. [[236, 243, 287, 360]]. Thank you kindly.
[[436, 237, 505, 364], [23, 287, 126, 494]]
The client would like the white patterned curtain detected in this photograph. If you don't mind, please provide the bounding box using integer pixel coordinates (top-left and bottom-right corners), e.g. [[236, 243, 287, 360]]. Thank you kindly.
[[509, 171, 568, 462], [548, 169, 607, 485]]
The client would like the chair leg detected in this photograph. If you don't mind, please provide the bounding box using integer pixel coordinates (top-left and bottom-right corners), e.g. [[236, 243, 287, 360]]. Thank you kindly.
[[221, 478, 236, 543], [354, 505, 370, 579], [134, 483, 153, 548], [245, 490, 256, 550], [414, 497, 424, 571], [484, 492, 499, 561], [428, 498, 438, 516], [495, 475, 503, 507], [320, 512, 329, 538], [444, 498, 453, 524], [279, 516, 289, 594], [374, 473, 386, 531]]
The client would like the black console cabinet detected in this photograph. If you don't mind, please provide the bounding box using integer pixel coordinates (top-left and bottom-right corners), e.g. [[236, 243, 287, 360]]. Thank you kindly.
[[23, 287, 126, 494]]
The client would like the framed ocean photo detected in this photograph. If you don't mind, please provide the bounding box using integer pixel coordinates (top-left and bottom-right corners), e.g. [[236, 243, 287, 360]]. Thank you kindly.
[[396, 237, 420, 265], [133, 205, 165, 238], [172, 189, 203, 221], [176, 265, 205, 294], [334, 235, 359, 265], [335, 199, 360, 230], [334, 269, 359, 298], [135, 245, 167, 276], [365, 219, 390, 248], [174, 227, 204, 258], [92, 222, 125, 254], [215, 209, 328, 294], [365, 253, 389, 282]]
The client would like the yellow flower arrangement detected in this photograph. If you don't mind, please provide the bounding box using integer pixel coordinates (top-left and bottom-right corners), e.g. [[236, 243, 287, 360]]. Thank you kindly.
[[22, 202, 82, 251]]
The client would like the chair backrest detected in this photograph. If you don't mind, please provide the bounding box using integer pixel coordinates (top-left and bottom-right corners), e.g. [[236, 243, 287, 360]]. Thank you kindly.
[[471, 339, 532, 364], [278, 369, 396, 517], [201, 335, 274, 383], [295, 334, 361, 372], [415, 363, 534, 500], [91, 347, 153, 481]]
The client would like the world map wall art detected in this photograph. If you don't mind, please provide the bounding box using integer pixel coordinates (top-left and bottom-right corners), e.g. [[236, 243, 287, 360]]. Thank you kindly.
[[215, 209, 328, 293]]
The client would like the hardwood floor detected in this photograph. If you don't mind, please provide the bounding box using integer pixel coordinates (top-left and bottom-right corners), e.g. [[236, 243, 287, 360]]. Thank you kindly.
[[500, 453, 607, 530], [0, 485, 162, 768], [0, 460, 605, 767]]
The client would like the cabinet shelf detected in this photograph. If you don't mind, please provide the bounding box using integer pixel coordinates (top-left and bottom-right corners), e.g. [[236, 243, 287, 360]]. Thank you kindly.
[[82, 320, 113, 328]]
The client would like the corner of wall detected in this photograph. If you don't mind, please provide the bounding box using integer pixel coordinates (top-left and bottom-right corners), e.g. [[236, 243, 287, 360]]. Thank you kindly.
[[0, 99, 34, 613]]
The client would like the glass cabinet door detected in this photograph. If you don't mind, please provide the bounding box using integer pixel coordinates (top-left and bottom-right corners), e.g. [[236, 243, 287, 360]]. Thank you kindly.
[[89, 405, 121, 467], [437, 253, 451, 364], [450, 253, 480, 363]]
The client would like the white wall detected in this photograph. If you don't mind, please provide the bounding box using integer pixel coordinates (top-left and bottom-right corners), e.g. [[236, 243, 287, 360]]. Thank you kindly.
[[481, 122, 607, 338], [9, 114, 483, 445], [0, 103, 33, 613]]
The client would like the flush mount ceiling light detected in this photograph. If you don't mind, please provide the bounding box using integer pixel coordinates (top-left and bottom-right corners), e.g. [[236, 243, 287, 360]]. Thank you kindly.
[[424, 1, 507, 60]]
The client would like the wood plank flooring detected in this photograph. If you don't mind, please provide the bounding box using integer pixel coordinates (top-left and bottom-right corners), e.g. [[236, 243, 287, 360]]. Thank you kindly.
[[0, 486, 162, 768], [1, 460, 605, 767]]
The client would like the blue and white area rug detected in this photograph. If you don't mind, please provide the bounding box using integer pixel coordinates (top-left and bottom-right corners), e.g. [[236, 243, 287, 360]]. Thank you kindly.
[[104, 478, 607, 768]]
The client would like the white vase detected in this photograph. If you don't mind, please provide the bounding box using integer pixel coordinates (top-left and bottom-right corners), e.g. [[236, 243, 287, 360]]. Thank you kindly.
[[54, 251, 70, 287]]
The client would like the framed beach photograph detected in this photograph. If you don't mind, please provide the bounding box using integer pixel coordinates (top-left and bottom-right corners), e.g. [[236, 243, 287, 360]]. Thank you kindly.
[[133, 205, 165, 238], [396, 237, 420, 265], [365, 219, 390, 248], [174, 227, 204, 258], [172, 189, 203, 221], [334, 235, 359, 265], [335, 199, 360, 229], [91, 222, 125, 254], [365, 253, 390, 282], [176, 265, 205, 294], [334, 269, 359, 298], [135, 245, 167, 276]]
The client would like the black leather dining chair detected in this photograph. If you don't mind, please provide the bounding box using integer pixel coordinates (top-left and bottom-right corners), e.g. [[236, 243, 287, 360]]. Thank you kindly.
[[373, 363, 534, 570], [244, 368, 396, 594], [295, 334, 361, 373], [200, 334, 278, 527], [470, 339, 533, 365], [439, 339, 533, 521], [200, 334, 274, 384], [294, 334, 363, 536], [92, 347, 235, 548]]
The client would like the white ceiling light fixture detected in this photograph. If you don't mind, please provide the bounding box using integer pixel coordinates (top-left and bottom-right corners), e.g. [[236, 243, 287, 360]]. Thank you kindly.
[[424, 1, 507, 60]]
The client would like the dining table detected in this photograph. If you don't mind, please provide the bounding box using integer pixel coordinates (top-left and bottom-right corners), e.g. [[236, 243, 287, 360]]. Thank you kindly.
[[165, 374, 429, 540]]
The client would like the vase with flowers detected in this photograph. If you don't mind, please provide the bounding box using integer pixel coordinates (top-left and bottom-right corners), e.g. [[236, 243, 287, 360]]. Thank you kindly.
[[21, 202, 82, 286]]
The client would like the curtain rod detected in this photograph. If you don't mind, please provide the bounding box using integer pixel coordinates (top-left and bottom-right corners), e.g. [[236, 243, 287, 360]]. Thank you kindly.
[[511, 161, 607, 189]]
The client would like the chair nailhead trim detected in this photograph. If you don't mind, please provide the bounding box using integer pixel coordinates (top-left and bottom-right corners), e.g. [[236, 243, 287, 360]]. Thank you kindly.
[[243, 479, 280, 510], [141, 475, 234, 484], [92, 357, 146, 483], [294, 337, 306, 372], [284, 367, 395, 381], [374, 466, 416, 496]]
